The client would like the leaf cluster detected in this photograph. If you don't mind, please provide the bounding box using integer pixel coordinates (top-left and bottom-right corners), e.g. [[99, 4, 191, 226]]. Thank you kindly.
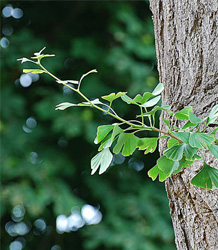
[[18, 48, 218, 189]]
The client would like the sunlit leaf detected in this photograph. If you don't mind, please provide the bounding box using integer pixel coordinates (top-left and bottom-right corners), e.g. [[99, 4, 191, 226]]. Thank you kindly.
[[94, 125, 114, 144], [138, 138, 158, 154], [141, 95, 161, 108], [189, 132, 214, 149], [55, 102, 76, 110], [175, 106, 193, 120], [102, 92, 127, 103], [152, 83, 164, 95], [121, 94, 138, 105], [55, 99, 102, 110], [207, 105, 218, 124], [191, 162, 218, 189], [113, 133, 139, 156], [209, 144, 218, 159], [23, 69, 45, 74], [148, 164, 169, 182], [91, 148, 113, 175], [56, 80, 79, 84], [17, 57, 36, 64]]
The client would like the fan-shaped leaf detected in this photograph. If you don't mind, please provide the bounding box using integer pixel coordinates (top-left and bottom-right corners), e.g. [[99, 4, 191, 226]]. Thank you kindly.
[[191, 162, 218, 189], [113, 133, 139, 156], [207, 105, 218, 124], [209, 144, 218, 159], [91, 148, 113, 175], [138, 138, 158, 154], [94, 125, 114, 144], [141, 95, 161, 108], [148, 165, 169, 182], [157, 156, 180, 175], [152, 83, 164, 95], [163, 145, 184, 161], [189, 133, 214, 149], [175, 107, 193, 120], [102, 92, 127, 103]]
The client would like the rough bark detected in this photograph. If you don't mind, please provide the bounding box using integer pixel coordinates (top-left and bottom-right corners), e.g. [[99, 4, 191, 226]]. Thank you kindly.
[[149, 1, 218, 249]]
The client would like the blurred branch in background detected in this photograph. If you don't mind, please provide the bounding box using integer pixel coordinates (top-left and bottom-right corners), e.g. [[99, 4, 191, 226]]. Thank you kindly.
[[0, 1, 175, 250]]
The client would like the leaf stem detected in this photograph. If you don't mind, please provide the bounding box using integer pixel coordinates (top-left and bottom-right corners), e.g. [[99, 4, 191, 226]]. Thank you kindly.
[[38, 62, 184, 144]]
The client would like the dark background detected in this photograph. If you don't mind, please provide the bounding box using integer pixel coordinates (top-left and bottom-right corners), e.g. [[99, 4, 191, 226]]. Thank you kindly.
[[1, 1, 176, 249]]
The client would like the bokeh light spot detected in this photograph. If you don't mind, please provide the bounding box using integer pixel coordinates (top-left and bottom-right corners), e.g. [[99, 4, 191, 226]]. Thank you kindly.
[[19, 74, 32, 88], [2, 5, 13, 18], [26, 117, 37, 129], [9, 241, 23, 250], [2, 24, 13, 36], [0, 37, 10, 48], [12, 8, 23, 19], [81, 204, 102, 225]]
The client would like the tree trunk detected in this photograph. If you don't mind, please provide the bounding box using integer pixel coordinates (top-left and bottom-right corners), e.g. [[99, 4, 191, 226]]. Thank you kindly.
[[149, 1, 218, 249]]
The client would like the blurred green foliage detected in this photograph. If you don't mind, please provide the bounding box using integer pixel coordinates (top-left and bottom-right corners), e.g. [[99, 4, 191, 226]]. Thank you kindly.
[[1, 1, 175, 250]]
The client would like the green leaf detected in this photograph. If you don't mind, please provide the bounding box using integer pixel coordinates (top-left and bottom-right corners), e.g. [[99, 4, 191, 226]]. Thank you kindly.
[[189, 112, 202, 124], [172, 157, 194, 174], [138, 138, 158, 154], [101, 92, 127, 103], [168, 138, 180, 147], [163, 145, 184, 161], [194, 154, 202, 160], [207, 105, 218, 124], [182, 121, 197, 129], [141, 95, 161, 108], [94, 125, 114, 144], [162, 118, 170, 128], [113, 133, 139, 156], [209, 144, 218, 159], [211, 127, 218, 135], [31, 54, 55, 60], [98, 124, 123, 150], [152, 83, 164, 95], [56, 80, 79, 84], [148, 164, 169, 182], [55, 102, 76, 110], [137, 106, 172, 117], [183, 144, 198, 159], [133, 94, 144, 103], [23, 69, 45, 74], [79, 99, 103, 106], [172, 132, 190, 144], [175, 106, 193, 120], [157, 156, 180, 175], [17, 57, 36, 64], [191, 162, 218, 189], [98, 134, 113, 151], [55, 99, 102, 110], [91, 148, 113, 175], [121, 95, 138, 105], [189, 132, 214, 149]]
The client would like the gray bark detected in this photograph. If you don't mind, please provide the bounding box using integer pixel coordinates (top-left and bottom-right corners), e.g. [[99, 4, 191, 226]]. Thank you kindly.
[[149, 1, 218, 249]]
